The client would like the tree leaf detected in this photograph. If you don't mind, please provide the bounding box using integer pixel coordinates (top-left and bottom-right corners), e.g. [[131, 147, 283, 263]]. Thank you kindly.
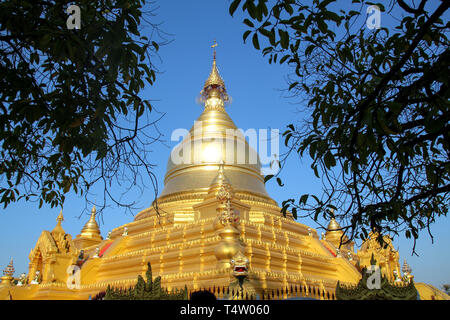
[[243, 18, 254, 28], [252, 33, 260, 50], [229, 0, 241, 16], [264, 174, 274, 183]]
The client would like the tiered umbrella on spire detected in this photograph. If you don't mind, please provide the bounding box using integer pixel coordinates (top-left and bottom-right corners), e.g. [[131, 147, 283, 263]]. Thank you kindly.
[[0, 259, 15, 285]]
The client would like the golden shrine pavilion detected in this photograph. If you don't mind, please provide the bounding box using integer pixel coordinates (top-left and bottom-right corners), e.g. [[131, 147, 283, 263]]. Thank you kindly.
[[0, 52, 449, 300]]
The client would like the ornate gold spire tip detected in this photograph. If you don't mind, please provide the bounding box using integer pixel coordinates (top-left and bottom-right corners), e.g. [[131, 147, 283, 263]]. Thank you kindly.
[[52, 209, 65, 234], [211, 39, 218, 60], [3, 259, 14, 277], [203, 40, 226, 91], [210, 161, 231, 188], [57, 210, 64, 223]]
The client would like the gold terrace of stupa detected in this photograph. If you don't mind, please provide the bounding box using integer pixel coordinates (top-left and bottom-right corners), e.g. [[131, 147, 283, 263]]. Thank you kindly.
[[1, 51, 449, 301]]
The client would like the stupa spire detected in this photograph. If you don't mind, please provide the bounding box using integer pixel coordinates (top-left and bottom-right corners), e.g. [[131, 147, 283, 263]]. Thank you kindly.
[[204, 40, 225, 88], [0, 258, 15, 285], [79, 205, 102, 240], [52, 209, 65, 234], [200, 40, 229, 105], [326, 209, 342, 233], [156, 44, 271, 202], [324, 209, 350, 247], [2, 259, 14, 277], [210, 161, 231, 188], [212, 39, 218, 63], [402, 259, 412, 274], [74, 205, 103, 249], [327, 218, 341, 232]]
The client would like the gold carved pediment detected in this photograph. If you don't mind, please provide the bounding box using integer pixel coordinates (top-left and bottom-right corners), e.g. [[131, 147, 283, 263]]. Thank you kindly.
[[29, 231, 57, 260], [29, 230, 76, 261]]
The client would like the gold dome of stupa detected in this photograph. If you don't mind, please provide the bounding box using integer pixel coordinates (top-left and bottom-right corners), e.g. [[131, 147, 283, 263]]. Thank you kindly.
[[78, 205, 102, 240], [327, 218, 341, 233], [158, 52, 272, 202]]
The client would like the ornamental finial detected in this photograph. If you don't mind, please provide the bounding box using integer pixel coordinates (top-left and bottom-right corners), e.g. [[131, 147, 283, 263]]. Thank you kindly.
[[52, 209, 65, 234], [57, 209, 64, 223], [3, 258, 15, 277], [200, 41, 229, 104], [402, 259, 412, 274], [203, 48, 225, 90], [211, 160, 232, 190], [211, 39, 218, 60]]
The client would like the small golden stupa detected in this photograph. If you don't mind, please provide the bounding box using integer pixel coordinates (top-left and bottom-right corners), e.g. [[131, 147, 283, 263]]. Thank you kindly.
[[1, 47, 449, 300]]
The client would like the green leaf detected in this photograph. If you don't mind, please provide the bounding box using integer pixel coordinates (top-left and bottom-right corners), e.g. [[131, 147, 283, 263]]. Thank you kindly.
[[280, 54, 290, 64], [289, 82, 298, 90], [243, 30, 252, 43], [305, 44, 315, 56], [252, 33, 260, 50], [299, 194, 309, 205], [314, 208, 321, 220], [276, 177, 284, 186], [318, 20, 328, 34], [324, 151, 336, 169], [313, 165, 320, 178], [229, 0, 241, 16], [284, 3, 294, 15], [291, 207, 297, 219], [425, 166, 437, 185], [258, 28, 271, 38], [279, 29, 289, 49], [318, 0, 336, 9], [284, 132, 292, 146], [243, 18, 254, 28], [269, 28, 276, 45]]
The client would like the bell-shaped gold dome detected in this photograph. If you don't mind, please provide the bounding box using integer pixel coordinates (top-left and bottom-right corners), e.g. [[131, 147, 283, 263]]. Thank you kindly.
[[326, 218, 341, 233], [78, 205, 102, 240], [325, 214, 352, 248], [159, 55, 271, 201]]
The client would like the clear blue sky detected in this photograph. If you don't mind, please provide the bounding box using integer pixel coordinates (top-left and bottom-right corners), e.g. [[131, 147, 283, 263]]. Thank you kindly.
[[0, 0, 448, 290]]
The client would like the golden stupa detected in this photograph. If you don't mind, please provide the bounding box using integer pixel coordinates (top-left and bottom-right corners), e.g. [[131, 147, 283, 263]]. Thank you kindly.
[[1, 50, 449, 300]]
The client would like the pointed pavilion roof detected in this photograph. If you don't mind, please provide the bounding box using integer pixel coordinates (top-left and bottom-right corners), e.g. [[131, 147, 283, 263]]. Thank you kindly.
[[51, 210, 65, 234], [209, 162, 232, 188]]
